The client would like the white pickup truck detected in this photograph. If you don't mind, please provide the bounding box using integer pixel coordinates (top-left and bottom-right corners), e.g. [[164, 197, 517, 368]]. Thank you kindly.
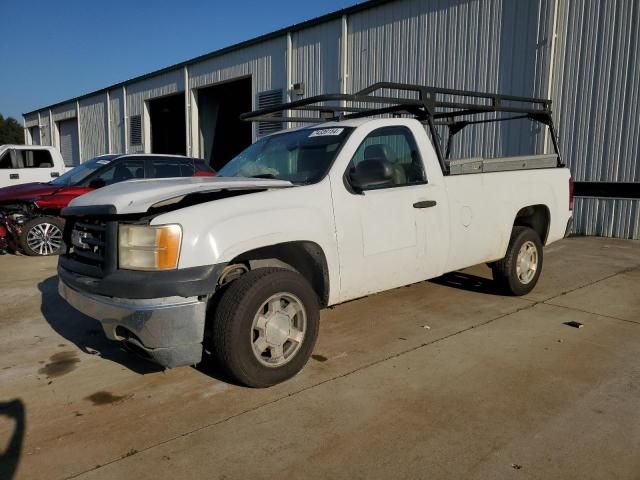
[[57, 84, 573, 387], [0, 145, 68, 188]]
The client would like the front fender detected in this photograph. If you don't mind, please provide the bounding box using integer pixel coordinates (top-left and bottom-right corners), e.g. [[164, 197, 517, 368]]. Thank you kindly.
[[150, 182, 341, 304]]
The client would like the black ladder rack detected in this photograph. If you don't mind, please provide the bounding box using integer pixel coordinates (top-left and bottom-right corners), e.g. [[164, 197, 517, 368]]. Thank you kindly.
[[239, 82, 563, 174]]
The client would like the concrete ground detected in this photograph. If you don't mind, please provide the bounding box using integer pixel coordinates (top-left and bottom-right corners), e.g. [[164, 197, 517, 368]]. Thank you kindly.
[[0, 236, 639, 480]]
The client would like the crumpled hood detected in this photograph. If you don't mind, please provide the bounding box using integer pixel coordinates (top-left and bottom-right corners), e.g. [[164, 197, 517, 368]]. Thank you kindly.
[[0, 182, 60, 202], [65, 177, 294, 215]]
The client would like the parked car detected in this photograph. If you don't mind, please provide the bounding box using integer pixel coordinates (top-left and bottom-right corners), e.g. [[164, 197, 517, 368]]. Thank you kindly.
[[0, 154, 214, 256], [0, 145, 68, 188], [57, 83, 573, 387]]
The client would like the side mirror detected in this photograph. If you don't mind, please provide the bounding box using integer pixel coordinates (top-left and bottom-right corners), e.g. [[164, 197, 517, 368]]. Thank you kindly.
[[348, 159, 394, 190], [88, 178, 106, 189]]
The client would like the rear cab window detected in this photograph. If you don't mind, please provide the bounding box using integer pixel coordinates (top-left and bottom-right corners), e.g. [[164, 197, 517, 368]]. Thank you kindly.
[[13, 149, 54, 168], [0, 149, 54, 169]]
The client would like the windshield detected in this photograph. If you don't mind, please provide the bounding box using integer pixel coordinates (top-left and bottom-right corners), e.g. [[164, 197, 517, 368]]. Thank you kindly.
[[49, 155, 118, 186], [217, 127, 353, 184]]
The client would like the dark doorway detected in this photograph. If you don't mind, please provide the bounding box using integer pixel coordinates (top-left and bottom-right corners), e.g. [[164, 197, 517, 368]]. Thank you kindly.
[[149, 93, 186, 155], [198, 77, 252, 170]]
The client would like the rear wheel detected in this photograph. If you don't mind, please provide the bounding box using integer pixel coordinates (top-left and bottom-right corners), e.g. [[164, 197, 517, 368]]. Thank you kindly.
[[210, 268, 320, 388], [492, 226, 543, 296], [19, 216, 65, 256]]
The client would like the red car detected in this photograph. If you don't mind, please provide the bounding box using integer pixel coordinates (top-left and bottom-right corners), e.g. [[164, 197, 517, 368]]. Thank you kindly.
[[0, 154, 214, 256]]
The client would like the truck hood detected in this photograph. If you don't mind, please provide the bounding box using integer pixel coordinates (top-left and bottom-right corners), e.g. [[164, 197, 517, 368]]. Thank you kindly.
[[65, 177, 295, 215], [0, 182, 60, 203]]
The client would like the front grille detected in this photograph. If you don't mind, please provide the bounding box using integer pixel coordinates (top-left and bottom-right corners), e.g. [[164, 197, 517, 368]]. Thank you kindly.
[[63, 218, 117, 277]]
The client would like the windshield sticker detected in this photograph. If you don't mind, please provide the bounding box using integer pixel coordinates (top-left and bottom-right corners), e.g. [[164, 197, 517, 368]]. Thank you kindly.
[[309, 128, 344, 137], [96, 159, 112, 165]]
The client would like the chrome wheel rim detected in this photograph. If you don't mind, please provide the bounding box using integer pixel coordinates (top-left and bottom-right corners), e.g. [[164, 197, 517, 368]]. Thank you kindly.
[[251, 292, 307, 368], [26, 222, 63, 255], [516, 240, 538, 284]]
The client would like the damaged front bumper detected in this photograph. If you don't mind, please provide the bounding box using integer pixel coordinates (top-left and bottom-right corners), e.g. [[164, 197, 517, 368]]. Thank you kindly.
[[58, 279, 208, 368]]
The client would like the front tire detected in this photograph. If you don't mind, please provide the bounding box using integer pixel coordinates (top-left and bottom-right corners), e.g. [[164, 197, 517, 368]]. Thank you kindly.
[[19, 216, 65, 256], [492, 226, 543, 296], [210, 268, 320, 388]]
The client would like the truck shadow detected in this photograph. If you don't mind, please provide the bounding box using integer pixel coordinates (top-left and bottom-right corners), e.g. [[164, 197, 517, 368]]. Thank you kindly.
[[38, 276, 162, 375], [0, 399, 25, 480], [430, 271, 505, 296]]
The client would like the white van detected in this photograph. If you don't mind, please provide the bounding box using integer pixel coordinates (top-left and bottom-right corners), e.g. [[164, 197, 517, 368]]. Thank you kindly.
[[0, 145, 68, 188]]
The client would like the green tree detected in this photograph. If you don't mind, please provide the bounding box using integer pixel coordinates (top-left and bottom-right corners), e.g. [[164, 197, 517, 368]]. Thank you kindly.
[[0, 114, 24, 145]]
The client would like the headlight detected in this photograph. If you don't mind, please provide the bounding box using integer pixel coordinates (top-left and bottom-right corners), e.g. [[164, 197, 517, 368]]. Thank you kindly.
[[118, 224, 182, 271]]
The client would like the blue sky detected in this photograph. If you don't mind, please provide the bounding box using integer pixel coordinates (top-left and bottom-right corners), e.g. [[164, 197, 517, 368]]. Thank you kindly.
[[0, 0, 361, 121]]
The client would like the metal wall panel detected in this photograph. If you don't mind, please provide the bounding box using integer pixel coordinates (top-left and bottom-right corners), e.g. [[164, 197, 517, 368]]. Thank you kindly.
[[552, 0, 640, 183], [39, 111, 51, 145], [573, 197, 640, 240], [347, 0, 555, 158], [24, 113, 39, 145], [51, 103, 77, 122], [551, 0, 639, 240], [189, 37, 286, 141], [29, 127, 41, 145], [291, 19, 342, 103], [24, 113, 38, 128], [78, 94, 108, 161], [109, 88, 125, 153]]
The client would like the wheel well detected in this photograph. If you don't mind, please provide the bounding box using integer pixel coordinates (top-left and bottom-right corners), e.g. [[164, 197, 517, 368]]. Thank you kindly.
[[224, 241, 330, 307], [514, 205, 550, 244]]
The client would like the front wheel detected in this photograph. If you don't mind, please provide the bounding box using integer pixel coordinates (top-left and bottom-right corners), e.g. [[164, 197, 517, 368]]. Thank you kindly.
[[492, 226, 543, 296], [19, 216, 65, 256], [210, 268, 320, 388]]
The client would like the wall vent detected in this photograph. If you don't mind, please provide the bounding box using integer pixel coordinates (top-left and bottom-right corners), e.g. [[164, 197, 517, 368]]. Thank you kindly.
[[129, 115, 142, 146], [257, 89, 284, 136]]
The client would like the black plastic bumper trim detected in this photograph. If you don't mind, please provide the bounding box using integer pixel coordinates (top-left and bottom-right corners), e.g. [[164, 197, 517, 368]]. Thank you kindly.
[[57, 263, 225, 299]]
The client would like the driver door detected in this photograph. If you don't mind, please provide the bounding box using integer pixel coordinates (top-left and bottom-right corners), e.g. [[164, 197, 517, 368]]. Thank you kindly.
[[330, 125, 432, 301]]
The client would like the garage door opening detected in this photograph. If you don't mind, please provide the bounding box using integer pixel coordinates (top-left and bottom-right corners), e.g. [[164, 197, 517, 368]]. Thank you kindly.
[[197, 77, 252, 170], [57, 119, 80, 166], [148, 93, 186, 155]]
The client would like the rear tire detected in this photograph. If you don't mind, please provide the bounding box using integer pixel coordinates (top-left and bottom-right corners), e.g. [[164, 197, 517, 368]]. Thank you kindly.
[[19, 216, 65, 256], [210, 268, 320, 388], [492, 226, 543, 296]]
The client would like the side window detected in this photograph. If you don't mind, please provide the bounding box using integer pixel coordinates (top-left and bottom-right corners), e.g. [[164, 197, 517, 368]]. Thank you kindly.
[[347, 126, 426, 188], [150, 158, 194, 178], [0, 151, 12, 169], [93, 159, 145, 186], [15, 150, 54, 168]]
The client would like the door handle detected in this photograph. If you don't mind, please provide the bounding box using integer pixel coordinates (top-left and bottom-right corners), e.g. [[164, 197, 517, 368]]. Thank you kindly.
[[413, 200, 437, 209], [10, 174, 19, 180]]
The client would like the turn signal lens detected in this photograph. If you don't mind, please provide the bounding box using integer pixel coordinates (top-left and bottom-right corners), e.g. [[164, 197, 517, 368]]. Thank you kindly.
[[118, 224, 182, 271]]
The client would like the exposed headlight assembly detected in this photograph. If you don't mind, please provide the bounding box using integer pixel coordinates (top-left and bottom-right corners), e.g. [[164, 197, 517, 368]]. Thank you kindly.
[[118, 224, 182, 271]]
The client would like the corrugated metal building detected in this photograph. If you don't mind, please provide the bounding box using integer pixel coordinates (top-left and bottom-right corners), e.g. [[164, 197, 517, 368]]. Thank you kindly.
[[23, 0, 640, 239]]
